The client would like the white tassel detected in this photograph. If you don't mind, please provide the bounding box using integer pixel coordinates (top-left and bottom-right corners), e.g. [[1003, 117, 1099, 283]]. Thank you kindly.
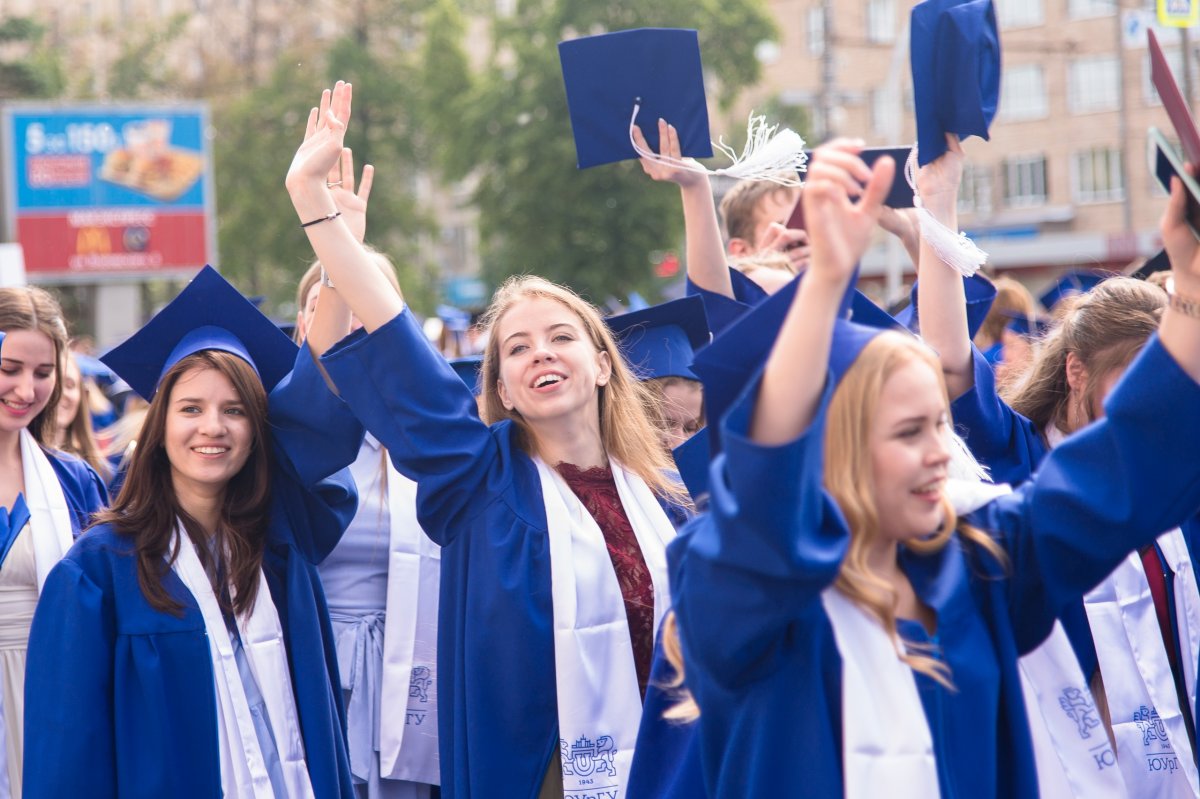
[[904, 146, 988, 278], [628, 101, 806, 186]]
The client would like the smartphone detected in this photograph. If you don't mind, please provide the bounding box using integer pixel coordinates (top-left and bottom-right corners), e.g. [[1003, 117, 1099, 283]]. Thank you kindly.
[[1151, 126, 1200, 239]]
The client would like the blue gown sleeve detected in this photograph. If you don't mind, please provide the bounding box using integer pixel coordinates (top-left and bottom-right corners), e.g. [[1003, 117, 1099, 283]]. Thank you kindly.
[[267, 343, 362, 564], [685, 268, 766, 335], [24, 558, 117, 798], [47, 453, 108, 536], [949, 344, 1047, 486], [968, 335, 1200, 653], [320, 311, 506, 546], [670, 374, 847, 689]]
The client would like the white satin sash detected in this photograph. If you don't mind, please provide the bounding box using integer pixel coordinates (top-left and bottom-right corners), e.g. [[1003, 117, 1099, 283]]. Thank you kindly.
[[536, 458, 674, 799], [379, 461, 441, 785], [19, 429, 74, 594], [1084, 530, 1200, 798], [171, 525, 315, 799]]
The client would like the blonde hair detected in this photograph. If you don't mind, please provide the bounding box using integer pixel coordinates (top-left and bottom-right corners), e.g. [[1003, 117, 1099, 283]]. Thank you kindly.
[[661, 332, 1007, 720], [718, 179, 799, 246], [1005, 278, 1164, 436], [730, 250, 797, 278], [479, 275, 686, 504], [824, 332, 1005, 688]]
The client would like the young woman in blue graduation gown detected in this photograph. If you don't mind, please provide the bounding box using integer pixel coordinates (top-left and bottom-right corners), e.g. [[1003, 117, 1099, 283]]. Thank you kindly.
[[0, 288, 107, 797], [667, 142, 1200, 798], [287, 82, 684, 799], [22, 269, 363, 798]]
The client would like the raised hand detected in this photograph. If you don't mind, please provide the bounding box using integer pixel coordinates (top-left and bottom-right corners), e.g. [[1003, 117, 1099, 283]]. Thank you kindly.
[[802, 140, 895, 287], [325, 147, 374, 243], [915, 134, 964, 220], [634, 119, 707, 189], [757, 222, 811, 272], [286, 81, 352, 205], [1163, 168, 1200, 295]]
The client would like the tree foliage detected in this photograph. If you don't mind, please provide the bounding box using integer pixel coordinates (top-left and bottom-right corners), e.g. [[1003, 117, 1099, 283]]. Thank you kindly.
[[427, 0, 777, 303], [0, 17, 64, 99]]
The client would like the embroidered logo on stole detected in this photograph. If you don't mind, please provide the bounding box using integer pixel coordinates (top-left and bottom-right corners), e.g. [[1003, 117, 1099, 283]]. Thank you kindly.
[[1059, 688, 1102, 740], [1134, 706, 1183, 774]]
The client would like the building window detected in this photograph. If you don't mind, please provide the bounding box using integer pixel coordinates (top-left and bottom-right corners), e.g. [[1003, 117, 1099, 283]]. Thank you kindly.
[[1000, 64, 1048, 121], [1003, 155, 1048, 207], [807, 7, 825, 56], [998, 0, 1044, 28], [1072, 148, 1125, 203], [870, 88, 892, 134], [1068, 0, 1116, 18], [1144, 48, 1200, 105], [959, 164, 994, 215], [866, 0, 895, 44], [1069, 56, 1121, 114]]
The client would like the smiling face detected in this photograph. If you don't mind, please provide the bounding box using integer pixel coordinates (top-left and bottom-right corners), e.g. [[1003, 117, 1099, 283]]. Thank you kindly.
[[493, 296, 611, 429], [0, 328, 57, 436], [869, 359, 952, 544], [164, 365, 254, 502]]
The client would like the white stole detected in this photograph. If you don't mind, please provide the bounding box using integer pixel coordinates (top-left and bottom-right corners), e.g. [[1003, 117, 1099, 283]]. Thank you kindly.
[[1084, 530, 1200, 798], [822, 586, 941, 799], [19, 429, 74, 594], [379, 459, 442, 784], [171, 525, 315, 799], [535, 458, 675, 799]]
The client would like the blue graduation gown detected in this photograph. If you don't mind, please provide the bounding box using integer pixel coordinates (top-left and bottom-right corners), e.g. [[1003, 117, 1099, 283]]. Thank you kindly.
[[320, 311, 580, 798], [0, 447, 107, 565], [670, 335, 1200, 798], [23, 345, 363, 799]]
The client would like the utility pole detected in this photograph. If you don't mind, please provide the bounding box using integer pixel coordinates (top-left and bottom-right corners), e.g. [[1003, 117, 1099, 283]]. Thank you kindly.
[[820, 0, 835, 140]]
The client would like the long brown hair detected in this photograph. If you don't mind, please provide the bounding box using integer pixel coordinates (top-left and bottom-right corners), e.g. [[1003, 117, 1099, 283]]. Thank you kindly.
[[92, 351, 272, 616], [0, 286, 68, 444], [479, 275, 685, 503], [1005, 278, 1164, 436]]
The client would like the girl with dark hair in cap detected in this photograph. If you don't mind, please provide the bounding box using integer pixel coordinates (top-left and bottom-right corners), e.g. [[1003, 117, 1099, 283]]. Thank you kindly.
[[666, 139, 1200, 798], [24, 267, 363, 798]]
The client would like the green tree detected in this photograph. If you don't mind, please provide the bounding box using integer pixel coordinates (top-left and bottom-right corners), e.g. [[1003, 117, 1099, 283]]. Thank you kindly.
[[427, 0, 777, 302], [0, 17, 65, 99], [108, 14, 191, 99], [212, 27, 437, 316]]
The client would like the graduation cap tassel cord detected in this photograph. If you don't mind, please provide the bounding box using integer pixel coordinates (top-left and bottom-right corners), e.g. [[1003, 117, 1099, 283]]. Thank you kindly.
[[628, 102, 807, 186], [904, 146, 988, 278]]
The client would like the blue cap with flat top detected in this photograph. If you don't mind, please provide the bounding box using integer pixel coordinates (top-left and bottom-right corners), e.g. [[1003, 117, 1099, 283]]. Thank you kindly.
[[893, 273, 997, 339], [911, 0, 1000, 166], [559, 28, 714, 169], [101, 265, 299, 401], [606, 295, 710, 382], [1001, 310, 1049, 339], [692, 274, 907, 453], [1037, 271, 1109, 311]]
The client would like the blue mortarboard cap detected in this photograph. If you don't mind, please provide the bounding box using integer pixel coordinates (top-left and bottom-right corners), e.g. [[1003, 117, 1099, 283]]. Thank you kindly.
[[911, 0, 1000, 166], [437, 304, 472, 334], [1038, 271, 1108, 311], [0, 331, 5, 356], [692, 276, 904, 452], [449, 355, 483, 396], [73, 353, 115, 383], [893, 273, 997, 339], [607, 295, 710, 381], [1001, 310, 1049, 339], [559, 28, 714, 169], [672, 430, 711, 501], [101, 266, 299, 401], [805, 147, 915, 208], [626, 291, 649, 312]]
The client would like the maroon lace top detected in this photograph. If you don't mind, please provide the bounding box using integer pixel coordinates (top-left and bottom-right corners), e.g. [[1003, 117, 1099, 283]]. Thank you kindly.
[[555, 462, 654, 697]]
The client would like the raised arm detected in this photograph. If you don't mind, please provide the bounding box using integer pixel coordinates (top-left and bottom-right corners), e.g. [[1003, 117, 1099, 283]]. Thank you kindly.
[[751, 143, 895, 444], [634, 119, 732, 298], [913, 135, 974, 399], [285, 81, 403, 334]]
